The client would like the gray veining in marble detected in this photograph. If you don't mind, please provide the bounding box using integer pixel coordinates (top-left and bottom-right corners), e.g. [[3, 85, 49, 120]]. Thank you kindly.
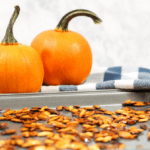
[[0, 0, 150, 73]]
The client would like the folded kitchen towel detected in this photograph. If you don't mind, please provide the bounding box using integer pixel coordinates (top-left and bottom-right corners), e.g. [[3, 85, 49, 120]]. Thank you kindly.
[[41, 66, 150, 92]]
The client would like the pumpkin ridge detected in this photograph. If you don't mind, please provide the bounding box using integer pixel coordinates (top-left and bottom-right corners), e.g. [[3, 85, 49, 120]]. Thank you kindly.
[[5, 48, 9, 93], [18, 45, 29, 93]]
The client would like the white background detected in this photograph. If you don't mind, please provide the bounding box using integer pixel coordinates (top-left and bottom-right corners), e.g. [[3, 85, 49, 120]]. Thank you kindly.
[[0, 0, 150, 73]]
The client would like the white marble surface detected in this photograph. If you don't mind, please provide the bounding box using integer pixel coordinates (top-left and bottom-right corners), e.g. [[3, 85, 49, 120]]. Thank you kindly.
[[0, 0, 150, 73]]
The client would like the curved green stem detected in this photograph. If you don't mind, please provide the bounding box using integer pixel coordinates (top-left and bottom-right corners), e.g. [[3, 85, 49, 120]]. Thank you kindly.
[[1, 5, 20, 45], [56, 9, 102, 31]]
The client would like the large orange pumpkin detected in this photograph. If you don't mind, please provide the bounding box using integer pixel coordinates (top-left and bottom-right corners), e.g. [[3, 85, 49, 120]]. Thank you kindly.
[[31, 9, 102, 85], [0, 6, 44, 93]]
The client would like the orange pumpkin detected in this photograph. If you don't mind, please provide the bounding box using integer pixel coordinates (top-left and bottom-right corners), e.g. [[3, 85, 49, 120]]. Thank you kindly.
[[0, 6, 44, 93], [31, 9, 102, 85]]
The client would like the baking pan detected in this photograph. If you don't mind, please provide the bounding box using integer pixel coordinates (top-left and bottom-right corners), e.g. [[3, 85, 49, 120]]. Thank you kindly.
[[0, 89, 150, 150]]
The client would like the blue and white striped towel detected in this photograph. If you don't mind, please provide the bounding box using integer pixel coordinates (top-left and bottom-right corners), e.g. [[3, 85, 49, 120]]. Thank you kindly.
[[41, 66, 150, 92]]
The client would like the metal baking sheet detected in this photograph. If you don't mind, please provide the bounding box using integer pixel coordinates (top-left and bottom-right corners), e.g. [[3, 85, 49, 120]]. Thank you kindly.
[[0, 89, 150, 150]]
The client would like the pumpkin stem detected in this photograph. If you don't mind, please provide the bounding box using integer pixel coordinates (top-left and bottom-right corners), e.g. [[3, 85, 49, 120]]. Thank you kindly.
[[1, 5, 20, 45], [56, 9, 102, 31]]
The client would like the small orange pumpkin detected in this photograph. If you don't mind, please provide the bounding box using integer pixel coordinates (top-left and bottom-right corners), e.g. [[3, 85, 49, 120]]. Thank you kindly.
[[31, 9, 102, 85], [0, 6, 44, 93]]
